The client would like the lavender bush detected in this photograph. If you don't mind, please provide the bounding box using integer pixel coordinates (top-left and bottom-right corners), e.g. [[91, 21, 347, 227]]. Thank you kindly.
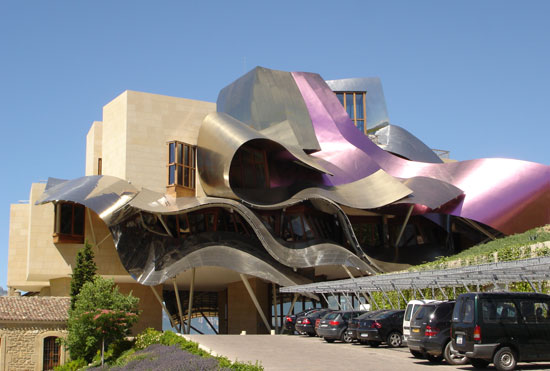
[[90, 344, 230, 371]]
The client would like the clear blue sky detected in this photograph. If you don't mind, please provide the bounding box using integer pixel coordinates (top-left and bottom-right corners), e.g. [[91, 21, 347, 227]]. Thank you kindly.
[[1, 1, 549, 290]]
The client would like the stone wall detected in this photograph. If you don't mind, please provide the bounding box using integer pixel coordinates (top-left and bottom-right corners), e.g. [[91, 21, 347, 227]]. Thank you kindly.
[[0, 323, 67, 371]]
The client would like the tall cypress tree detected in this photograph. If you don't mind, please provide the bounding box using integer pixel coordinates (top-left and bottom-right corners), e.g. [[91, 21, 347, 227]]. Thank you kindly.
[[70, 240, 98, 309]]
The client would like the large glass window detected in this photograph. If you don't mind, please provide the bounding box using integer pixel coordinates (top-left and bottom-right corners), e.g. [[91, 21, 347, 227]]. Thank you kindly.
[[53, 202, 85, 244], [335, 91, 367, 134], [43, 336, 60, 370], [230, 146, 269, 189], [168, 141, 196, 189]]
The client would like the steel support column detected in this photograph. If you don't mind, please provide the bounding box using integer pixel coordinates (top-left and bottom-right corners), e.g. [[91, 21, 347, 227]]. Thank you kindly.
[[150, 286, 176, 329], [272, 284, 279, 333], [240, 274, 272, 332], [186, 268, 195, 334], [172, 276, 184, 334]]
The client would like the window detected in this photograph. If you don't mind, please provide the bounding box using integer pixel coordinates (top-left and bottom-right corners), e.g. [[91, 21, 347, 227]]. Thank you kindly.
[[168, 141, 196, 189], [482, 299, 518, 324], [97, 158, 102, 175], [53, 202, 85, 244], [230, 146, 269, 189], [335, 91, 367, 134], [43, 336, 60, 370]]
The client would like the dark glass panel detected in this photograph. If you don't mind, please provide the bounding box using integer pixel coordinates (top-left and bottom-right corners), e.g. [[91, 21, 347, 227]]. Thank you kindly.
[[183, 166, 189, 187], [73, 205, 85, 235], [346, 93, 354, 118], [290, 215, 304, 240], [169, 142, 175, 163], [255, 163, 266, 188], [336, 93, 344, 107], [356, 120, 364, 133], [356, 93, 364, 119], [184, 145, 189, 166], [191, 147, 196, 168], [59, 203, 73, 234], [168, 165, 175, 185], [177, 143, 183, 164], [303, 217, 315, 239], [177, 165, 183, 186], [191, 169, 195, 189]]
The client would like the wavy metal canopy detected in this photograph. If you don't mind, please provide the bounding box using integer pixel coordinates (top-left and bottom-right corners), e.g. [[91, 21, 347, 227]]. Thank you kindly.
[[36, 66, 550, 289]]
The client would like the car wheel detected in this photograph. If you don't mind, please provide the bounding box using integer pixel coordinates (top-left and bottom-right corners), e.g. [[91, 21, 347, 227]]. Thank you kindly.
[[341, 331, 353, 343], [325, 338, 335, 343], [444, 341, 468, 365], [493, 347, 517, 371], [367, 341, 381, 348], [470, 358, 490, 369], [409, 349, 424, 359], [386, 331, 403, 348], [427, 354, 443, 363]]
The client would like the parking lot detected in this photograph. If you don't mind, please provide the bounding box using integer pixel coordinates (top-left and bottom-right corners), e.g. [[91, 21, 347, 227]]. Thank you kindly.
[[182, 334, 542, 371]]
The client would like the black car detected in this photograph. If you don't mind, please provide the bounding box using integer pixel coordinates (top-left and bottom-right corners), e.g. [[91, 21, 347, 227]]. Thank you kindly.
[[452, 292, 550, 371], [356, 309, 405, 347], [295, 308, 333, 336], [284, 309, 317, 334], [347, 310, 389, 342], [317, 310, 367, 343], [407, 300, 468, 365]]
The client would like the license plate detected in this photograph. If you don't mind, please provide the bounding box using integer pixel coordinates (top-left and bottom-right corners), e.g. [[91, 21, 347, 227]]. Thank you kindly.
[[297, 320, 302, 324], [360, 333, 369, 338], [321, 324, 328, 327], [456, 335, 463, 345], [412, 328, 420, 333]]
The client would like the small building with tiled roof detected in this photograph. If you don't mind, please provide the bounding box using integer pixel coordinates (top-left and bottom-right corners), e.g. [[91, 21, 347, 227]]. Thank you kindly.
[[0, 296, 70, 371]]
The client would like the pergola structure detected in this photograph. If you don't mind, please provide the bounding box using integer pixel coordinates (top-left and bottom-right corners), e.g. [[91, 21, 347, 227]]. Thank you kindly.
[[280, 256, 550, 310]]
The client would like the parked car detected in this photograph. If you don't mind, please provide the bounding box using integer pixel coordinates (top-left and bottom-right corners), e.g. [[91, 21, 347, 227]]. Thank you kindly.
[[284, 309, 318, 334], [407, 300, 468, 365], [451, 292, 550, 371], [356, 309, 405, 347], [403, 299, 436, 344], [317, 310, 368, 343], [295, 308, 333, 337], [347, 309, 389, 341]]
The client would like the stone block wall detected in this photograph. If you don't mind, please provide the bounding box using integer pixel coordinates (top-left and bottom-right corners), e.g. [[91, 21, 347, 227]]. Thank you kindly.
[[0, 323, 67, 371]]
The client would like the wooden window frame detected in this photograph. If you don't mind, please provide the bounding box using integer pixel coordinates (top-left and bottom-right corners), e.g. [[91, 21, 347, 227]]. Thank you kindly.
[[167, 141, 196, 197], [53, 202, 85, 244], [43, 336, 61, 370], [335, 91, 367, 134]]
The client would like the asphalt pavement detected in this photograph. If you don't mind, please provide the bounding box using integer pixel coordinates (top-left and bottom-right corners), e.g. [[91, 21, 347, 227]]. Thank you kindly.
[[183, 334, 470, 371]]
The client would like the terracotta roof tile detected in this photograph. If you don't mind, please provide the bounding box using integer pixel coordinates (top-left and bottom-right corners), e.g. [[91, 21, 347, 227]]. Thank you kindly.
[[0, 296, 70, 322]]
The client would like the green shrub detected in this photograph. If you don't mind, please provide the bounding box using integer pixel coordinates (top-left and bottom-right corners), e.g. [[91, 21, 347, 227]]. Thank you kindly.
[[53, 358, 86, 371]]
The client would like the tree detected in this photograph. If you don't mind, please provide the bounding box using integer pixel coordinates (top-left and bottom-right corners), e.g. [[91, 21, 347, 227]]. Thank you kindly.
[[70, 240, 97, 310], [66, 276, 140, 362]]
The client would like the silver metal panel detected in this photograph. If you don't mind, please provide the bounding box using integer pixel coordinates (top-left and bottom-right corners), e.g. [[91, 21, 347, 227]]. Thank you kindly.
[[197, 112, 333, 200], [217, 66, 321, 152], [36, 175, 138, 225], [370, 124, 443, 163]]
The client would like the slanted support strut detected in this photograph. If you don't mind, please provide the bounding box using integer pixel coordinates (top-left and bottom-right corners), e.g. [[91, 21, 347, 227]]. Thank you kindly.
[[240, 274, 271, 332], [186, 268, 195, 334], [172, 276, 185, 334], [150, 286, 176, 329]]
